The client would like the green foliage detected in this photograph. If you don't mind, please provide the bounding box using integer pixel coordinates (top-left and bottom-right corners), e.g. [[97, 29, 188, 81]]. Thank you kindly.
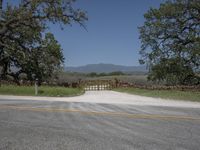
[[0, 0, 87, 83], [109, 71, 125, 76], [88, 72, 98, 77], [139, 0, 200, 85], [87, 71, 125, 77], [147, 58, 199, 85], [21, 33, 64, 82]]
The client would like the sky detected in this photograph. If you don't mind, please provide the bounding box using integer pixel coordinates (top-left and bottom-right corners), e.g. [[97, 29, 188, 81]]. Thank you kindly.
[[50, 0, 166, 67], [6, 0, 165, 67]]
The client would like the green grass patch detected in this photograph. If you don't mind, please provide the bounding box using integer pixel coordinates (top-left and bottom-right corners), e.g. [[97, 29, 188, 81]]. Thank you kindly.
[[0, 85, 84, 97], [114, 88, 200, 102]]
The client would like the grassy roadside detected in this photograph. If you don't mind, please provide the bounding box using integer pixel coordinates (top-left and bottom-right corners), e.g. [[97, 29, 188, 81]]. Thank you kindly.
[[114, 88, 200, 102], [0, 85, 84, 97]]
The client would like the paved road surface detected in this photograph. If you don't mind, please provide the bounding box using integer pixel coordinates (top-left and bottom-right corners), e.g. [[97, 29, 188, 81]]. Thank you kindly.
[[0, 91, 200, 150]]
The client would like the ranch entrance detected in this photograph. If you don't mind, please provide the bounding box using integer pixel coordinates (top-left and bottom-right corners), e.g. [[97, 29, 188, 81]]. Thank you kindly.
[[83, 80, 114, 91]]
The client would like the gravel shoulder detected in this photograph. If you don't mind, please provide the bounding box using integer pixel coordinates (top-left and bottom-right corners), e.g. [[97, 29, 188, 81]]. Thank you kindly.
[[0, 91, 200, 108]]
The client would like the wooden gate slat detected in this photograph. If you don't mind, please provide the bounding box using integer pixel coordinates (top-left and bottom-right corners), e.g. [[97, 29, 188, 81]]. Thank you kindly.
[[84, 80, 113, 91]]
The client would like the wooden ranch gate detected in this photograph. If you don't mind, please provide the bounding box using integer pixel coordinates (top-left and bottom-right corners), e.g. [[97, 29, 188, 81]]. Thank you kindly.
[[83, 80, 114, 91]]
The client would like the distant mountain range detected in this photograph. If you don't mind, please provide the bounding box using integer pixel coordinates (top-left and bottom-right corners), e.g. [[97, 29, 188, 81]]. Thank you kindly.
[[65, 63, 148, 74]]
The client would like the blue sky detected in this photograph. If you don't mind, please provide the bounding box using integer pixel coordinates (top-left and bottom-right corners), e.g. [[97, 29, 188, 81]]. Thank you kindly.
[[49, 0, 165, 67], [7, 0, 165, 67]]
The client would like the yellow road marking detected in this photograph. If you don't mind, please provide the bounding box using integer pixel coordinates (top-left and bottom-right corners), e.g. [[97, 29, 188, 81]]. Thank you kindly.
[[0, 105, 200, 121]]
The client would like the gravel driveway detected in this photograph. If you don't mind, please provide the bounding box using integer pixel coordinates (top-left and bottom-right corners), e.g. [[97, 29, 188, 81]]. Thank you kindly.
[[0, 91, 200, 108]]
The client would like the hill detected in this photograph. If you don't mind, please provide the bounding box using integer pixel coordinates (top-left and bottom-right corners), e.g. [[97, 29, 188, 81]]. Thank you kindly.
[[65, 63, 147, 74]]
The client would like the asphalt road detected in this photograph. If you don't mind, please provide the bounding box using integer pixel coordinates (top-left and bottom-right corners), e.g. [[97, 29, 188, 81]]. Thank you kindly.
[[0, 92, 200, 150]]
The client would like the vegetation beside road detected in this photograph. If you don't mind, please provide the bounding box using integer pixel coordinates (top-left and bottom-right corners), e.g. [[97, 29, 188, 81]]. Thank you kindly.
[[114, 88, 200, 102], [0, 85, 84, 97], [139, 0, 200, 86]]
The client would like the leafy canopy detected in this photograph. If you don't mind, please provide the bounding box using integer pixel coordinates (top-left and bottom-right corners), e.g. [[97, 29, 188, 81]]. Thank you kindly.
[[0, 0, 87, 83], [139, 0, 200, 85]]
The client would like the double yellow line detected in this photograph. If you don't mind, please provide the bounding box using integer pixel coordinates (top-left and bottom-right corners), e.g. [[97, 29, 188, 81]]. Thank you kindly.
[[0, 105, 200, 121]]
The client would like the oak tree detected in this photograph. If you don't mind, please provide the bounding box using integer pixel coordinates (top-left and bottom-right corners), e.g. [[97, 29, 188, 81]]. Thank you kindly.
[[139, 0, 200, 85], [0, 0, 87, 83]]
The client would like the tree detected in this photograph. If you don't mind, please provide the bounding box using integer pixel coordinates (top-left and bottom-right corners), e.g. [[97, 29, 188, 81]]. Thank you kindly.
[[20, 33, 64, 83], [0, 0, 87, 83], [88, 72, 98, 77], [139, 0, 200, 85]]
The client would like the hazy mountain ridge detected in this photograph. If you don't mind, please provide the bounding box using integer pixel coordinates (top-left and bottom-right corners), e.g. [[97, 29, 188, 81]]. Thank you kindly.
[[65, 63, 147, 73]]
